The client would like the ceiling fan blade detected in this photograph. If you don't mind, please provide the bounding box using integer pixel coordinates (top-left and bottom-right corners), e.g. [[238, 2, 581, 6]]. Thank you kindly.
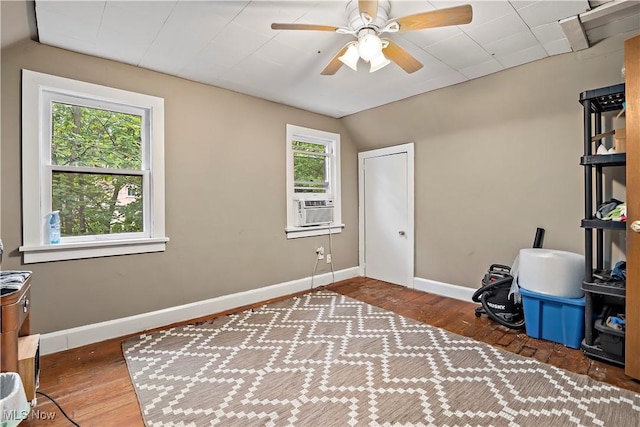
[[394, 4, 472, 32], [321, 44, 351, 76], [383, 40, 423, 73], [358, 0, 378, 19], [271, 23, 339, 32]]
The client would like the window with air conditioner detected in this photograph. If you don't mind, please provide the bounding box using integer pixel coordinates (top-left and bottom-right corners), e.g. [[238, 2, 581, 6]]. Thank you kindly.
[[286, 124, 342, 239]]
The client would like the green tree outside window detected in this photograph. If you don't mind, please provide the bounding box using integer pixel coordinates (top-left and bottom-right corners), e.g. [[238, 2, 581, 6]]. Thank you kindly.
[[292, 140, 329, 193], [51, 102, 144, 236]]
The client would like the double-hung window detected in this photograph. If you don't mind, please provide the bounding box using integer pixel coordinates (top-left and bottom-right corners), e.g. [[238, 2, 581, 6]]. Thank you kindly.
[[20, 70, 168, 263], [292, 139, 331, 193], [285, 124, 342, 239]]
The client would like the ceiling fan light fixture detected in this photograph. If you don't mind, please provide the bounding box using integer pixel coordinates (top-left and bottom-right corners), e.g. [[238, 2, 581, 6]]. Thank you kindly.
[[369, 52, 391, 73], [272, 2, 471, 76], [357, 33, 383, 61], [338, 43, 360, 71]]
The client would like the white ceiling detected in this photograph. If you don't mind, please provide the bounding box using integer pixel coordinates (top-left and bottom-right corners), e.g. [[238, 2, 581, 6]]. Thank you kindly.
[[32, 0, 639, 118]]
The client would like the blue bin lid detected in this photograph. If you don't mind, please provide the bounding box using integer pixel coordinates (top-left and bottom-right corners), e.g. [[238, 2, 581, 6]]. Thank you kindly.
[[519, 286, 586, 306]]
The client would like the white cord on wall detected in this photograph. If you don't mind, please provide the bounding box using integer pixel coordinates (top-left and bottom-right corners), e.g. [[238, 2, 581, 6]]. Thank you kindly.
[[310, 224, 337, 290], [310, 257, 320, 290]]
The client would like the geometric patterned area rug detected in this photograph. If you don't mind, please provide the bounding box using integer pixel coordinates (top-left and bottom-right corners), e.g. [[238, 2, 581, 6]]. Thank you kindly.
[[123, 290, 640, 426]]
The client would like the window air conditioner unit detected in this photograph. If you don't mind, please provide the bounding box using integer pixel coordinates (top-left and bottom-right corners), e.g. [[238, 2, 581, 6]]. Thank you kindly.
[[296, 199, 334, 226]]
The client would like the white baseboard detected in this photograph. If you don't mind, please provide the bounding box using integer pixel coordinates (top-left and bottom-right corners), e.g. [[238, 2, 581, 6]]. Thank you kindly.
[[413, 277, 475, 302], [41, 267, 360, 355]]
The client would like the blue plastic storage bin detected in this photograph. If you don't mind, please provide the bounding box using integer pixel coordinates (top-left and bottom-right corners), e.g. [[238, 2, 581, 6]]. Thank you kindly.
[[519, 287, 585, 349]]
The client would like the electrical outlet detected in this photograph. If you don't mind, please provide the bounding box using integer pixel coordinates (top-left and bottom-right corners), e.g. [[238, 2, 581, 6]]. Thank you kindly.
[[326, 254, 332, 263], [316, 246, 324, 260]]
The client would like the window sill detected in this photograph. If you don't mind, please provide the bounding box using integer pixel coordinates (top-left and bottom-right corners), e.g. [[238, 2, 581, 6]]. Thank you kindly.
[[19, 237, 170, 263], [285, 224, 344, 239]]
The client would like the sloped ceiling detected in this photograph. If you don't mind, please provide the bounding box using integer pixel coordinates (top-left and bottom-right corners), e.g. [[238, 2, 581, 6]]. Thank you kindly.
[[5, 1, 640, 117]]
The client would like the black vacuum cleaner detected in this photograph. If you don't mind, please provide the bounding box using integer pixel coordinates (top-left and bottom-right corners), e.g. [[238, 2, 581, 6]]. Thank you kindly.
[[472, 228, 545, 329]]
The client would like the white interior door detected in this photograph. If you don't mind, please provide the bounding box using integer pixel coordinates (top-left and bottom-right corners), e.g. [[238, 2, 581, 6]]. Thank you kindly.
[[359, 144, 414, 287]]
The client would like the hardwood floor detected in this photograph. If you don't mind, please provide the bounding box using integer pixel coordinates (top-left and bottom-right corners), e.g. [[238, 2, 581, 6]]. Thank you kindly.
[[21, 277, 640, 426]]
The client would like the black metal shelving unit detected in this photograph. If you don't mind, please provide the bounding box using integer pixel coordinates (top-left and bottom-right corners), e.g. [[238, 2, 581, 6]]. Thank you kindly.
[[581, 219, 626, 230], [579, 83, 626, 367], [580, 153, 626, 166]]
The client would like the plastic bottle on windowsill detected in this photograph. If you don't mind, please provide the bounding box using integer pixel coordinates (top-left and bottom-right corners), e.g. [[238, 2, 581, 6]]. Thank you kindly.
[[49, 211, 61, 244]]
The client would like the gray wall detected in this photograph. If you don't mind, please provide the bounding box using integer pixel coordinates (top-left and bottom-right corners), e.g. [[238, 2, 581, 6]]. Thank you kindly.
[[1, 41, 359, 333], [2, 5, 636, 335], [342, 31, 635, 289]]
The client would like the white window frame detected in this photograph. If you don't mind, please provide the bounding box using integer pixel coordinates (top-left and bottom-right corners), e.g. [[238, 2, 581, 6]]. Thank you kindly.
[[285, 124, 343, 239], [19, 70, 168, 263]]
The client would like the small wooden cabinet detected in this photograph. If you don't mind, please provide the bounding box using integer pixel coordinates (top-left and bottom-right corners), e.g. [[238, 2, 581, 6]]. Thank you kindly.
[[0, 275, 32, 372], [18, 334, 40, 401]]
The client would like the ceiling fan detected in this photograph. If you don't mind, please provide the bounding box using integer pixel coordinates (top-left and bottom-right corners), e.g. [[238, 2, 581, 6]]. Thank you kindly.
[[271, 0, 473, 75]]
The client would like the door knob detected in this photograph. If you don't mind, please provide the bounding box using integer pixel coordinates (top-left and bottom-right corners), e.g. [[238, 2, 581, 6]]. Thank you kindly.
[[632, 220, 640, 233], [399, 231, 406, 236]]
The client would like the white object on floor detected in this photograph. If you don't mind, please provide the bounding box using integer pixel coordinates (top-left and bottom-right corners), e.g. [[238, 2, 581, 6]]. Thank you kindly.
[[508, 255, 521, 303], [518, 248, 585, 298], [0, 372, 30, 426]]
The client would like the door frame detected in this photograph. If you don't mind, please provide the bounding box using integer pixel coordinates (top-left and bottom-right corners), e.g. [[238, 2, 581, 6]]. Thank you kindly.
[[358, 142, 415, 287]]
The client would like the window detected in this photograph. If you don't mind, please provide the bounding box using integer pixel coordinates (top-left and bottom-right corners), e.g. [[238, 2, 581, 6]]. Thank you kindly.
[[285, 124, 342, 239], [292, 140, 331, 194], [20, 70, 168, 263]]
